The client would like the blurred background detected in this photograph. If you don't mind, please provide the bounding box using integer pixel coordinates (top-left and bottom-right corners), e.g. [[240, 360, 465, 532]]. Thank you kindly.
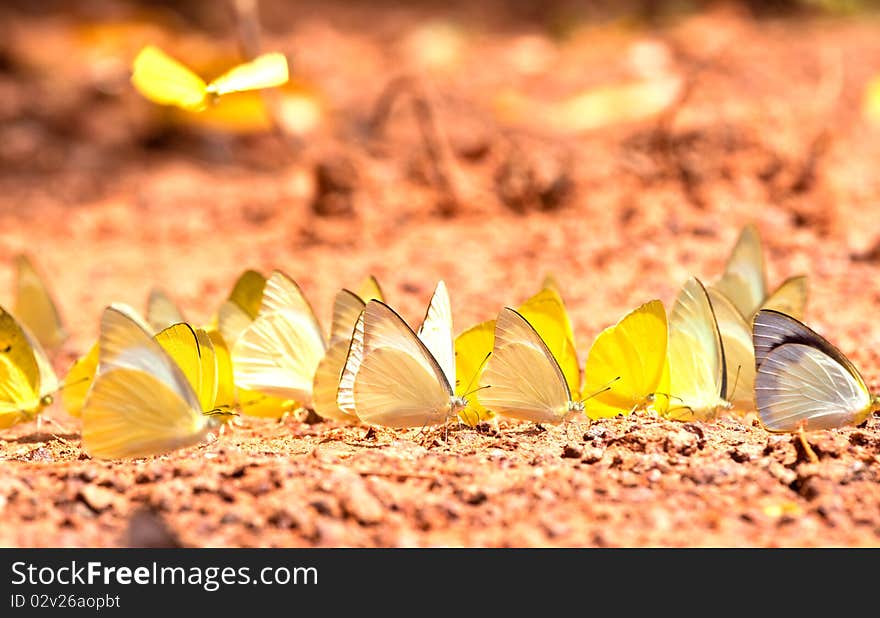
[[3, 0, 880, 372]]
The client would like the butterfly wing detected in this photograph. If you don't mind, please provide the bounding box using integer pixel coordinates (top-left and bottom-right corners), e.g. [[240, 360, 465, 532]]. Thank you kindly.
[[61, 342, 99, 418], [708, 288, 755, 411], [232, 271, 327, 403], [217, 300, 253, 347], [232, 309, 326, 403], [478, 308, 573, 424], [13, 254, 67, 352], [0, 306, 42, 427], [761, 275, 808, 321], [339, 301, 454, 427], [206, 329, 236, 410], [416, 281, 456, 390], [82, 306, 212, 459], [131, 45, 208, 111], [312, 290, 366, 421], [0, 355, 40, 428], [454, 319, 496, 426], [153, 323, 218, 412], [146, 288, 186, 333], [583, 300, 669, 419], [207, 52, 289, 97], [752, 310, 860, 375], [755, 343, 873, 432], [667, 278, 728, 419], [329, 290, 366, 344], [712, 224, 766, 319], [356, 276, 385, 304], [227, 269, 266, 319], [518, 287, 580, 399], [312, 339, 357, 422]]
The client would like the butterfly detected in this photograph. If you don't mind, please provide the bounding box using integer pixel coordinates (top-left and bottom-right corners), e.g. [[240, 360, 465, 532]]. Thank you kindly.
[[455, 285, 579, 426], [753, 310, 880, 433], [81, 305, 233, 459], [711, 224, 808, 320], [709, 225, 808, 410], [131, 45, 289, 112], [478, 307, 585, 424], [311, 281, 385, 422], [337, 281, 467, 428], [12, 254, 67, 353], [230, 271, 327, 406], [63, 283, 240, 418], [0, 304, 58, 430], [665, 277, 732, 421], [582, 300, 670, 419]]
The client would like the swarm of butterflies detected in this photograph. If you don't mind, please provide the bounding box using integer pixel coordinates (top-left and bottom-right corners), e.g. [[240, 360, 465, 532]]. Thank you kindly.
[[1, 47, 876, 459], [3, 223, 878, 461]]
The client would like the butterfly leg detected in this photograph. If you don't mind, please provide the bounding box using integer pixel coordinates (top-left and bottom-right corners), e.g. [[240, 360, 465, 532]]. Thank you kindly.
[[43, 415, 71, 435], [797, 423, 819, 464]]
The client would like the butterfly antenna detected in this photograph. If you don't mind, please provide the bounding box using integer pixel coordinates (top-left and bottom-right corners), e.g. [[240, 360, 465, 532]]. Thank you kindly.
[[459, 351, 491, 399], [579, 376, 621, 404], [462, 384, 491, 399], [728, 364, 742, 402], [56, 375, 92, 392]]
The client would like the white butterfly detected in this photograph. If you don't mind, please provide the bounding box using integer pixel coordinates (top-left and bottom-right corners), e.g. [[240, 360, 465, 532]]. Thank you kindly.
[[753, 310, 880, 432], [666, 277, 731, 420], [230, 271, 327, 405], [337, 281, 466, 428], [478, 307, 583, 424]]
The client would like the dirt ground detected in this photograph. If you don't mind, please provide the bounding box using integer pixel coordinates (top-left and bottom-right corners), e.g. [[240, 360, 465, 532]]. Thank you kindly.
[[2, 0, 880, 547]]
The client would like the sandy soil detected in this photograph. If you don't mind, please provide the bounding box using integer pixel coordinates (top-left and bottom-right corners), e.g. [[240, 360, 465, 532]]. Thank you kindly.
[[1, 1, 880, 547]]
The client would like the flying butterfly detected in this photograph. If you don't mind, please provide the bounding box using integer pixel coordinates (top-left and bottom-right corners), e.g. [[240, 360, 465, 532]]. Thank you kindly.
[[664, 277, 732, 421], [478, 308, 586, 425], [0, 304, 59, 430], [711, 224, 808, 320], [81, 305, 233, 460], [337, 281, 467, 428], [582, 300, 670, 419], [753, 310, 880, 433], [131, 45, 289, 112], [12, 254, 67, 353]]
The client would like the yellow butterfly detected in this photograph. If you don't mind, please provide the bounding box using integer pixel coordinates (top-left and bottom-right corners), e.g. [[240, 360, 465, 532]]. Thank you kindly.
[[337, 282, 466, 428], [131, 45, 289, 112], [711, 224, 808, 320], [454, 285, 578, 426], [12, 254, 67, 353], [81, 305, 233, 460], [478, 308, 582, 424], [582, 300, 669, 419], [753, 310, 880, 433], [311, 281, 385, 422], [0, 304, 58, 430], [665, 277, 732, 421]]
